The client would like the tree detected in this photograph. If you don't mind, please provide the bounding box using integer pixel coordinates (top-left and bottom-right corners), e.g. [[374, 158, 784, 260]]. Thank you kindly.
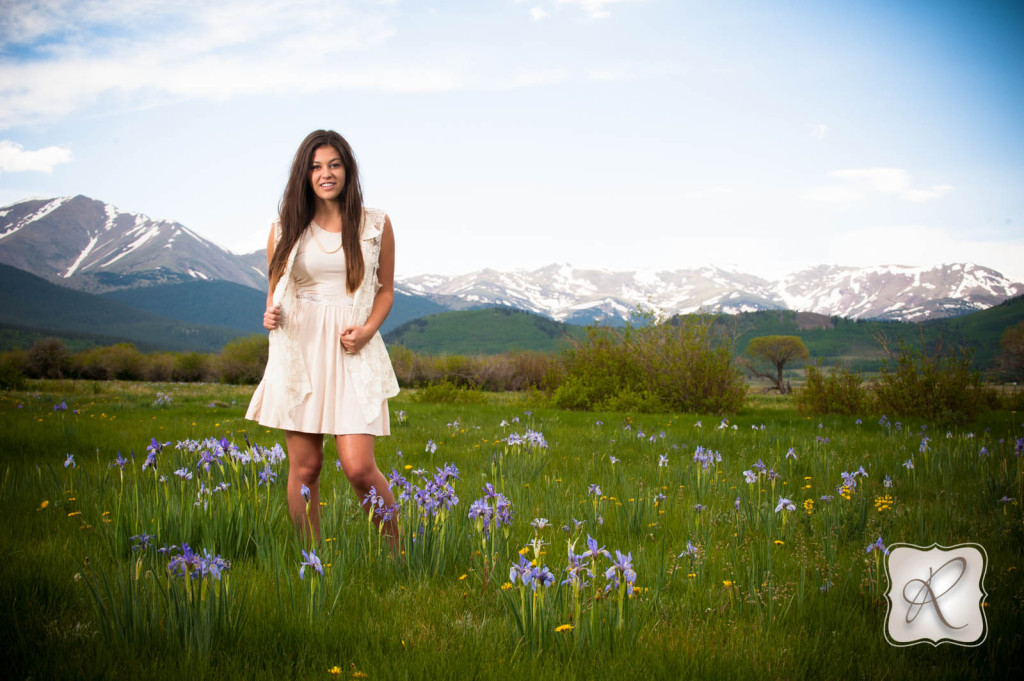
[[998, 321, 1024, 381], [744, 335, 809, 394], [27, 337, 70, 379]]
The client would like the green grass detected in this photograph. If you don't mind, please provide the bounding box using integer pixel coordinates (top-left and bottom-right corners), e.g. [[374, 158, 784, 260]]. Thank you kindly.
[[1, 380, 1022, 680]]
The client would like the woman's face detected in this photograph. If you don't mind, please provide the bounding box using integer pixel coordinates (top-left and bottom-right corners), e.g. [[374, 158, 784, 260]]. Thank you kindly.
[[309, 145, 345, 202]]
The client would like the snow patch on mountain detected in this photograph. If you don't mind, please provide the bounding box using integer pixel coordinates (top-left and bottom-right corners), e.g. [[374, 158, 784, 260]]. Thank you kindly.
[[63, 235, 99, 278], [0, 196, 71, 241]]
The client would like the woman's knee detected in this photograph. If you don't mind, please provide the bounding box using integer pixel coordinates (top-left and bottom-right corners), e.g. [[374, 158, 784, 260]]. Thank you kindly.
[[291, 458, 322, 483], [286, 432, 324, 482], [344, 460, 381, 489]]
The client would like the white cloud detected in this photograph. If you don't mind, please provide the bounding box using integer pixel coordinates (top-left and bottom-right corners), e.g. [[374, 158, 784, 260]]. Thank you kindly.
[[0, 140, 72, 172], [810, 123, 828, 140], [556, 0, 644, 20], [0, 0, 461, 127], [529, 6, 548, 21], [805, 168, 953, 204]]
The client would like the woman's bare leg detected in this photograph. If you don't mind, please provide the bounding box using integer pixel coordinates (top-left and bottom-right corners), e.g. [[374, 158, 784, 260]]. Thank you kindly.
[[336, 434, 399, 550], [285, 431, 324, 541]]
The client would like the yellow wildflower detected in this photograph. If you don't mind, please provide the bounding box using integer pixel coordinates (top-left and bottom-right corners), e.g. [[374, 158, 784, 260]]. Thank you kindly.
[[458, 574, 467, 581], [723, 580, 734, 587], [774, 540, 785, 546], [555, 624, 574, 633], [501, 582, 514, 590], [39, 500, 49, 509], [328, 666, 342, 675], [803, 498, 814, 515]]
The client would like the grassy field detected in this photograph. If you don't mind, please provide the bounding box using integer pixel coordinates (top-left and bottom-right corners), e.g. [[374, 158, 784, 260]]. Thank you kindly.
[[1, 380, 1022, 680]]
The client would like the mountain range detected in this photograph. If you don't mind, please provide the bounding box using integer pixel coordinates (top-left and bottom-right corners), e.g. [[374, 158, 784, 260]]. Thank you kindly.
[[397, 262, 1020, 324], [2, 195, 1021, 327]]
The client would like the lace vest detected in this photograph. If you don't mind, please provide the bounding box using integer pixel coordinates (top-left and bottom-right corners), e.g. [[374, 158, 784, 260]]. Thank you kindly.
[[264, 207, 400, 425]]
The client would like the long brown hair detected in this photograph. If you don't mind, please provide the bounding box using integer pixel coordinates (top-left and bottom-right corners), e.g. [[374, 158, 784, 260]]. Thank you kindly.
[[268, 130, 365, 294]]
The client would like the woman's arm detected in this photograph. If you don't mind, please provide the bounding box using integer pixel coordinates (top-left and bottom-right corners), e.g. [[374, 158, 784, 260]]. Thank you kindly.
[[263, 224, 282, 331], [340, 215, 395, 353]]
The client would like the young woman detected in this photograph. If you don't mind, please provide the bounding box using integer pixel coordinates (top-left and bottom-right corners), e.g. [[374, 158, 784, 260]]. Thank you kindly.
[[246, 130, 400, 542]]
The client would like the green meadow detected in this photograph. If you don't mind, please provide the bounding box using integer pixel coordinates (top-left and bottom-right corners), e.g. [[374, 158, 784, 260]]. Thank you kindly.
[[1, 380, 1022, 680]]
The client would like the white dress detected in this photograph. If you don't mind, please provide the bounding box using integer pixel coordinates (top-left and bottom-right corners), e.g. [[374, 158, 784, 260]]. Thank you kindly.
[[246, 214, 396, 436]]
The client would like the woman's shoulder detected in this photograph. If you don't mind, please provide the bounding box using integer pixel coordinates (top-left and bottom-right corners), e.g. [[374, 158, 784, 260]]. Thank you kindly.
[[361, 206, 389, 240]]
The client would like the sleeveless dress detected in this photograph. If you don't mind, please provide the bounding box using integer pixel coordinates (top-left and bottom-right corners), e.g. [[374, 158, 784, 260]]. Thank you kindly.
[[245, 210, 398, 436]]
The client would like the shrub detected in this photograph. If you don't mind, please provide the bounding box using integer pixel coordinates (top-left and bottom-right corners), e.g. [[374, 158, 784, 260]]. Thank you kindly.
[[389, 346, 556, 392], [475, 351, 554, 392], [552, 312, 746, 414], [216, 335, 268, 384], [142, 352, 176, 382], [874, 340, 995, 424], [173, 352, 212, 382], [0, 349, 28, 390], [27, 337, 71, 379], [795, 362, 873, 416], [552, 325, 645, 411], [998, 320, 1024, 381], [72, 343, 144, 380]]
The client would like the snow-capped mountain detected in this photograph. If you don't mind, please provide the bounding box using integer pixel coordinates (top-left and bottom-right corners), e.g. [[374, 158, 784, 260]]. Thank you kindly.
[[398, 263, 1022, 324], [0, 196, 265, 292], [773, 264, 1019, 321], [2, 196, 1020, 322]]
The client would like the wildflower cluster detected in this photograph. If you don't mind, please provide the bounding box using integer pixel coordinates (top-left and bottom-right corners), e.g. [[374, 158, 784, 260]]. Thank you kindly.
[[837, 467, 869, 496], [468, 483, 514, 538], [507, 533, 640, 644], [503, 429, 549, 451], [692, 445, 722, 469], [164, 543, 231, 581], [388, 463, 460, 527], [874, 494, 894, 512]]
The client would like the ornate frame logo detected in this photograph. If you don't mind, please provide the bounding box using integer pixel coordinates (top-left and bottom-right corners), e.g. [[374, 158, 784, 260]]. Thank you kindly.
[[883, 542, 988, 647]]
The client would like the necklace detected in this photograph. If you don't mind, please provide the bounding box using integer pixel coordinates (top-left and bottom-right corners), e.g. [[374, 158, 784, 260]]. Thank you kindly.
[[309, 222, 343, 254]]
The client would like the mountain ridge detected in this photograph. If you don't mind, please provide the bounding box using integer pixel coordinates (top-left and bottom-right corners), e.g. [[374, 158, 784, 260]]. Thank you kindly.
[[2, 195, 1021, 324]]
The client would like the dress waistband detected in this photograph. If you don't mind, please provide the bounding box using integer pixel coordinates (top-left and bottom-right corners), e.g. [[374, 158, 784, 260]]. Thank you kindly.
[[295, 290, 354, 307]]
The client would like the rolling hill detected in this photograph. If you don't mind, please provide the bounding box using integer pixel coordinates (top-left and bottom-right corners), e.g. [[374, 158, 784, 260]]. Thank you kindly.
[[0, 264, 250, 352], [384, 307, 588, 355], [102, 283, 449, 336]]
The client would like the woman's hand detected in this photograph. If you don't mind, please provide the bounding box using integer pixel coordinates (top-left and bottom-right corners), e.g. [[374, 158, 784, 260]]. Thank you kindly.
[[263, 305, 282, 331], [340, 325, 372, 354]]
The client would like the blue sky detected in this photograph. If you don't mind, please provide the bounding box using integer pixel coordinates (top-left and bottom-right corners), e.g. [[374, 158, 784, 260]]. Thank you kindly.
[[1, 0, 1022, 280]]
